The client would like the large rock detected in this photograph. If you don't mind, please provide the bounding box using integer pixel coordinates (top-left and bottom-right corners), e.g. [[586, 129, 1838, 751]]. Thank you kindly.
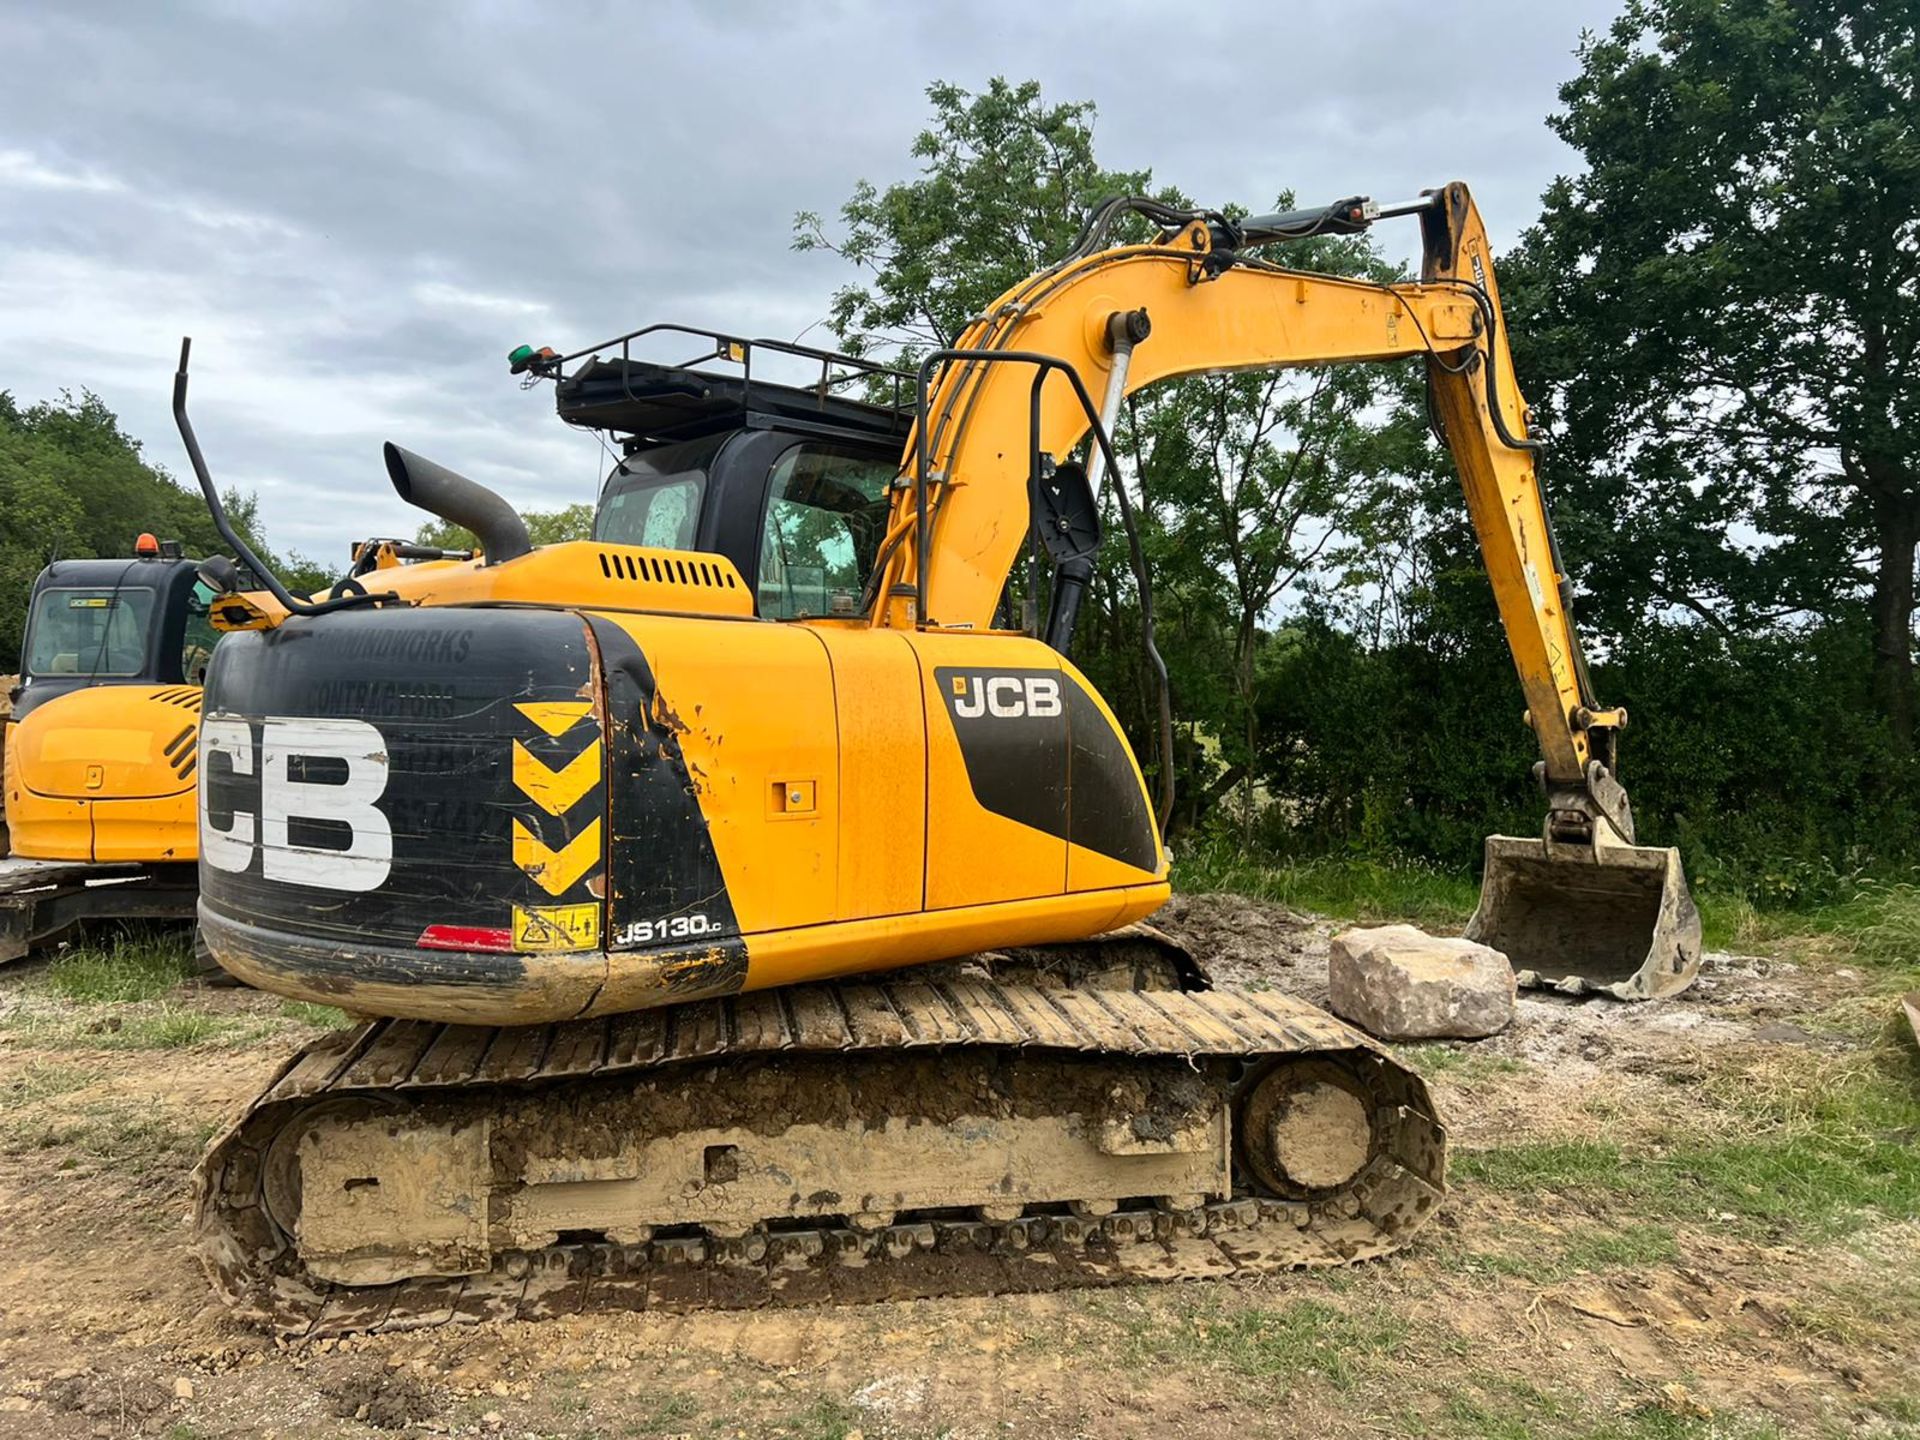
[[1328, 924, 1515, 1040]]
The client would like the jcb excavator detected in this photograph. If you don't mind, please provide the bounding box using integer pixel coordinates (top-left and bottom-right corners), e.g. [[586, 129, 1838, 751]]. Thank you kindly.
[[0, 537, 215, 960], [184, 182, 1698, 1333]]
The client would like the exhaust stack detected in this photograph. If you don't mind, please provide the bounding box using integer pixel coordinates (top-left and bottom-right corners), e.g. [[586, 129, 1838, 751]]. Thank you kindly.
[[383, 443, 532, 566]]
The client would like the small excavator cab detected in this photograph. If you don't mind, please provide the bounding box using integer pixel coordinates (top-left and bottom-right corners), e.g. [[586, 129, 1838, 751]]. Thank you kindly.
[[1, 538, 213, 958], [15, 548, 218, 701]]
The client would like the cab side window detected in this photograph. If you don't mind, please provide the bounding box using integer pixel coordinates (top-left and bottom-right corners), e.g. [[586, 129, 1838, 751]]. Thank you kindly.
[[758, 446, 894, 619], [182, 581, 221, 684]]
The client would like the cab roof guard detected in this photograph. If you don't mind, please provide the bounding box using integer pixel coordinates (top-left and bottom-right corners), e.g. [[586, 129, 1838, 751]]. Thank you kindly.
[[520, 323, 917, 447]]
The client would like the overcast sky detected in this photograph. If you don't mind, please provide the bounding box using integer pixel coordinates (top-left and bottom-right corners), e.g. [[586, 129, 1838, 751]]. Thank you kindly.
[[0, 0, 1619, 563]]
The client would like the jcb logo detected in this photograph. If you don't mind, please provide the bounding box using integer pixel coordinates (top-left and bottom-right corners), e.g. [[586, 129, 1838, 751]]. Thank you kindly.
[[199, 716, 393, 892], [949, 673, 1062, 720]]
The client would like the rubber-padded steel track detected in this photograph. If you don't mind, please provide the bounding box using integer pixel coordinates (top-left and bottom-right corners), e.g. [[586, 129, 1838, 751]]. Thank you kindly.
[[195, 979, 1446, 1335]]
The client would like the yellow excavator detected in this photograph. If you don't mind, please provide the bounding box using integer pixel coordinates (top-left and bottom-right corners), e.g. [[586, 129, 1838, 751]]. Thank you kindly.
[[0, 536, 214, 961], [183, 181, 1697, 1333]]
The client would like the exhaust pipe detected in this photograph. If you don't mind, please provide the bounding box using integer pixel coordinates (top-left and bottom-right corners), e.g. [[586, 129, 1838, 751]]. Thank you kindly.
[[383, 443, 532, 566]]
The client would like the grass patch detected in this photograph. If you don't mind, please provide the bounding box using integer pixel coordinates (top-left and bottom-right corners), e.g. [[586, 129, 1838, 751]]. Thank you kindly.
[[1089, 1291, 1413, 1392], [0, 1000, 282, 1052], [1579, 1411, 1784, 1440], [1458, 1116, 1920, 1244], [40, 932, 195, 1003], [1175, 846, 1480, 928], [0, 1061, 92, 1112], [778, 1397, 865, 1440], [1424, 1378, 1787, 1439], [1445, 1222, 1679, 1283], [1396, 1042, 1528, 1082], [278, 999, 354, 1028], [0, 926, 301, 1051], [0, 1093, 214, 1173]]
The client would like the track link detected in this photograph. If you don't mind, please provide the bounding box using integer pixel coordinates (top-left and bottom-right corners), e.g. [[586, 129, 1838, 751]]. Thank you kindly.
[[196, 978, 1446, 1335]]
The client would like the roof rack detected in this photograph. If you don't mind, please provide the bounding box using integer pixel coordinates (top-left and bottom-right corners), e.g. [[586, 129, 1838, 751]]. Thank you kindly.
[[536, 323, 915, 447]]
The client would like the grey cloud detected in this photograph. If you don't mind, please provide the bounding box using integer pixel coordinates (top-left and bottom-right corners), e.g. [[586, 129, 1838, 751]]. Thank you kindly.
[[0, 0, 1618, 557]]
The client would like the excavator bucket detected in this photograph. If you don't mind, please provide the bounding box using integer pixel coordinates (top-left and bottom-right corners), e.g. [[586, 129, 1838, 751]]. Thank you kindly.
[[1466, 835, 1702, 1001]]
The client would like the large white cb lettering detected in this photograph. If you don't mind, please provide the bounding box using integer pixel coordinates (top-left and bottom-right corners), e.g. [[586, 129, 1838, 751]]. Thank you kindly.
[[262, 718, 393, 891], [199, 716, 254, 874], [199, 716, 394, 891]]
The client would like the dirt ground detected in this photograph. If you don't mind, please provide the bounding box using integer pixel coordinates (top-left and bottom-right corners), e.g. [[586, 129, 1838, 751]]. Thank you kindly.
[[0, 895, 1916, 1440]]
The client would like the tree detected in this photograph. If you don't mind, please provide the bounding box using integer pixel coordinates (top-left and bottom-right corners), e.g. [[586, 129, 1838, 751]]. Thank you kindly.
[[0, 391, 224, 669], [0, 390, 337, 667], [412, 503, 594, 554], [793, 78, 1168, 365], [1512, 0, 1920, 742]]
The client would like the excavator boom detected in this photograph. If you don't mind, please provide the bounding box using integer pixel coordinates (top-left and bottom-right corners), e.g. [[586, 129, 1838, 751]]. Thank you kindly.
[[873, 182, 1699, 999]]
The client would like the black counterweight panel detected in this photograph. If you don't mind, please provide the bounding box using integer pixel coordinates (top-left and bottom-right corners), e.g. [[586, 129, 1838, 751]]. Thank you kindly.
[[932, 664, 1157, 873], [198, 607, 604, 947], [1063, 677, 1161, 873]]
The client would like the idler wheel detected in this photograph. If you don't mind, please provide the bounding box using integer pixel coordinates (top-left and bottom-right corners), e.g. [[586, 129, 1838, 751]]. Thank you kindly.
[[1238, 1059, 1377, 1199]]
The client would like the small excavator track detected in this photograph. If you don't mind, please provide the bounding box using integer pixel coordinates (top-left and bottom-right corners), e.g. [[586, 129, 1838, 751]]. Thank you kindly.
[[196, 978, 1446, 1336]]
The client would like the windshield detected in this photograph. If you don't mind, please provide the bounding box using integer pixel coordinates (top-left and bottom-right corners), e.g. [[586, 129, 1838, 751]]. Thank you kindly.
[[594, 434, 722, 550], [25, 585, 157, 678], [758, 445, 895, 619]]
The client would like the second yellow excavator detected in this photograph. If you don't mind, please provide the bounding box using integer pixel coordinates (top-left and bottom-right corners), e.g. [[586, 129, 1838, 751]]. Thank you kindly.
[[182, 181, 1696, 1333]]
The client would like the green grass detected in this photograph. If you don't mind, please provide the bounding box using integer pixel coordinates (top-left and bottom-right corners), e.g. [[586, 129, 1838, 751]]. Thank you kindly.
[[40, 933, 195, 1003], [1174, 846, 1481, 928], [0, 1093, 215, 1173], [1088, 1291, 1415, 1392], [0, 927, 332, 1051], [0, 1060, 93, 1112], [1572, 1412, 1784, 1440], [0, 998, 282, 1052], [1458, 1124, 1920, 1244], [278, 999, 354, 1028], [779, 1397, 865, 1440], [1444, 1222, 1680, 1283], [1395, 1042, 1528, 1082]]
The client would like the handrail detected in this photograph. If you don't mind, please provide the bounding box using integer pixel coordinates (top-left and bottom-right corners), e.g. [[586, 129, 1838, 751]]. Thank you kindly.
[[909, 348, 1174, 830]]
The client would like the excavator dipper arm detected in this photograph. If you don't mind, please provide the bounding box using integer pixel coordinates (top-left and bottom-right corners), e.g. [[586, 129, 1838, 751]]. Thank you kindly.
[[881, 181, 1698, 998]]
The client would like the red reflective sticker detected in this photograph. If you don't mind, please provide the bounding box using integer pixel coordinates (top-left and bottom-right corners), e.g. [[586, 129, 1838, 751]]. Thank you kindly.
[[417, 924, 514, 953]]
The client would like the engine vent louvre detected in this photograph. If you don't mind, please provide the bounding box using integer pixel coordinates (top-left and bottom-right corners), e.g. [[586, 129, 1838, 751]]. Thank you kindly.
[[153, 687, 203, 710], [595, 550, 738, 590], [163, 723, 199, 780]]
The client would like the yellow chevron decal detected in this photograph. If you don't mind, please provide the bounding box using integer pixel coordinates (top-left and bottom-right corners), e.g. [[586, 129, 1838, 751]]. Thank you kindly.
[[513, 817, 602, 896], [513, 738, 601, 816], [514, 701, 594, 738]]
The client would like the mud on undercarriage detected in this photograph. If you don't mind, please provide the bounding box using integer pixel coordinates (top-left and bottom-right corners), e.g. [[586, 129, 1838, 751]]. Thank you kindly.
[[196, 976, 1446, 1336]]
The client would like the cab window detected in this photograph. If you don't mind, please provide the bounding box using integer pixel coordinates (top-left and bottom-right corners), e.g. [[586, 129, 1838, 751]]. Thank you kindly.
[[594, 434, 722, 550], [25, 587, 157, 677], [598, 473, 702, 549], [181, 580, 221, 684], [758, 446, 894, 619]]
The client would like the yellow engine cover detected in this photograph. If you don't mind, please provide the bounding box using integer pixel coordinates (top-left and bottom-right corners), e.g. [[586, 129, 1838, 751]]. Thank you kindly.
[[3, 684, 202, 862]]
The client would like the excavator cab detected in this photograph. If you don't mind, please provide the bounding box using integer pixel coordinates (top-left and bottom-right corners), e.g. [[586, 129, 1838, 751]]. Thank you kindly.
[[556, 334, 911, 620], [1, 537, 216, 959]]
